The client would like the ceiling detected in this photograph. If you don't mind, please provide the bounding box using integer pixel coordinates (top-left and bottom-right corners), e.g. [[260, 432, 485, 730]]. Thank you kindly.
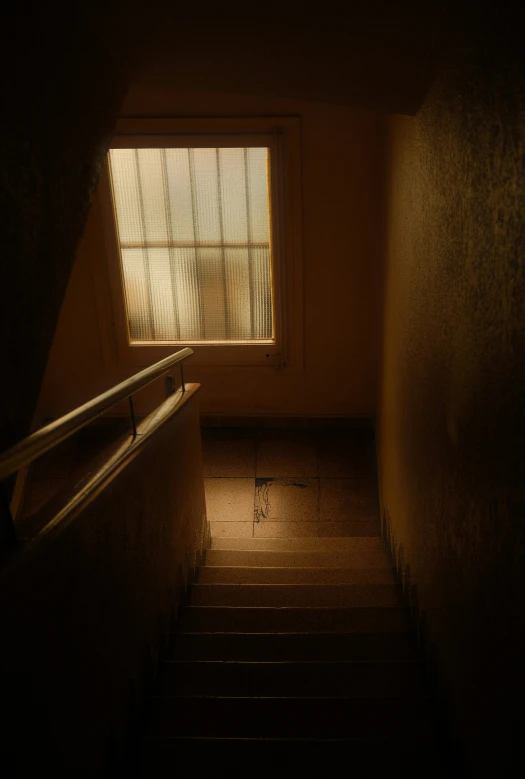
[[133, 2, 450, 114]]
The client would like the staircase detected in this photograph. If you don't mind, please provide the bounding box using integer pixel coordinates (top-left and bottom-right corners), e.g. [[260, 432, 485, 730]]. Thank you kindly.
[[141, 536, 442, 777], [137, 429, 444, 777]]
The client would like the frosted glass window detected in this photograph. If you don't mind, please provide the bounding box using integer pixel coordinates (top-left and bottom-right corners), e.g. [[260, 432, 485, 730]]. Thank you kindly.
[[108, 147, 274, 343]]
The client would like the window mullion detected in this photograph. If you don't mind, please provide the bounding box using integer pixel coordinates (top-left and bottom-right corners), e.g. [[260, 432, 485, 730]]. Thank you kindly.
[[243, 148, 256, 339], [160, 149, 181, 340], [187, 149, 205, 340], [216, 148, 230, 340], [133, 149, 156, 340]]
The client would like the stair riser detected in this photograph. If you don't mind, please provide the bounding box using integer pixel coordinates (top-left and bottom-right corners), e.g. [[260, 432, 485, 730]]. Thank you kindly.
[[159, 661, 427, 697], [148, 696, 435, 739], [205, 550, 393, 568], [209, 536, 385, 551], [198, 566, 397, 585], [189, 584, 403, 608], [210, 521, 381, 539], [178, 607, 411, 633], [142, 737, 442, 778], [169, 633, 421, 662]]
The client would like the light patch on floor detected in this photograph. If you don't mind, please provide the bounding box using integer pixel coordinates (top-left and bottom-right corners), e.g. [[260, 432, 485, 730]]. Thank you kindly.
[[201, 428, 379, 537]]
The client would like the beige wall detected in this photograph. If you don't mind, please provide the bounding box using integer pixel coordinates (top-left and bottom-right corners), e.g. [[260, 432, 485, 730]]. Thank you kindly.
[[378, 15, 525, 772], [36, 87, 386, 423]]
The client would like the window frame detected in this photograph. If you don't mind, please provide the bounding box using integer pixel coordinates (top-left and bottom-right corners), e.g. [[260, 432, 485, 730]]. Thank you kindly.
[[94, 116, 303, 370]]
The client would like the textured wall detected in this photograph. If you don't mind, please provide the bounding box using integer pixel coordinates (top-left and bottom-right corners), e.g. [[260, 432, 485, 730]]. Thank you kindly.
[[379, 5, 525, 773]]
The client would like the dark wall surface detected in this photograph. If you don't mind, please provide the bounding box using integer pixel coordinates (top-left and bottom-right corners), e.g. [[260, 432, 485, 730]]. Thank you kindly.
[[1, 389, 206, 776], [0, 4, 154, 455], [379, 2, 525, 774], [0, 3, 161, 547]]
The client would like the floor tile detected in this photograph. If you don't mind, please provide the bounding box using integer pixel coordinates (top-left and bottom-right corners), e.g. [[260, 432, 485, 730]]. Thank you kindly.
[[254, 478, 318, 522], [256, 433, 317, 478], [317, 431, 376, 477], [319, 478, 379, 522], [202, 432, 256, 477], [204, 478, 255, 522]]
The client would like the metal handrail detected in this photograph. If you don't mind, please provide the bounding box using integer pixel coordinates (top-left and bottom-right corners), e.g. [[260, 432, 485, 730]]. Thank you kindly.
[[0, 347, 193, 481]]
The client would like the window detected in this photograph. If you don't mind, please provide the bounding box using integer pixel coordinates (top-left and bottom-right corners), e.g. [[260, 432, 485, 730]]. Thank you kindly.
[[96, 118, 303, 369], [108, 146, 274, 343]]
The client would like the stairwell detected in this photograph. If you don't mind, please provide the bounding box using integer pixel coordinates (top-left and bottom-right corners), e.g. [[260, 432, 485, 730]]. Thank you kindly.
[[140, 428, 443, 777]]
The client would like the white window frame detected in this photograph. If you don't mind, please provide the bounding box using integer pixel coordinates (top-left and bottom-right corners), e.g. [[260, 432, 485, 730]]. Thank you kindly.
[[92, 116, 303, 371]]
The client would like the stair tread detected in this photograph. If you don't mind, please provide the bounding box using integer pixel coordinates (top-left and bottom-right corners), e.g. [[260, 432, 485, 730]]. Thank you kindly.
[[141, 736, 443, 778], [147, 695, 436, 739], [169, 631, 421, 661], [178, 605, 411, 633], [198, 565, 397, 584], [189, 582, 404, 607], [210, 536, 384, 551], [152, 693, 433, 699], [162, 659, 425, 665], [190, 583, 402, 590], [181, 604, 408, 611], [210, 520, 381, 539], [206, 550, 393, 568], [158, 659, 427, 696]]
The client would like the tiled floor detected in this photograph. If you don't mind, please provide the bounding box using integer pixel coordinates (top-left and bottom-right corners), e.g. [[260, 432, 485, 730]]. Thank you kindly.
[[202, 428, 379, 538]]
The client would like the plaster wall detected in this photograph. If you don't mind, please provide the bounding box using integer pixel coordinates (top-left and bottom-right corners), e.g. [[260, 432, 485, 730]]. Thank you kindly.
[[36, 88, 386, 421], [378, 8, 525, 771]]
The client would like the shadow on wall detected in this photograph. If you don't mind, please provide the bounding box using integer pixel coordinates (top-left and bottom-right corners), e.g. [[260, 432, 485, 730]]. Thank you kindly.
[[378, 1, 525, 775], [0, 1, 175, 550], [0, 389, 206, 776], [0, 2, 163, 455]]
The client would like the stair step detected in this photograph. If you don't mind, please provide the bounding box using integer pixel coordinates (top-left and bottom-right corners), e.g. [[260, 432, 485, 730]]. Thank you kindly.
[[210, 521, 381, 538], [158, 660, 427, 697], [178, 606, 411, 633], [147, 695, 435, 739], [209, 536, 384, 551], [198, 566, 397, 584], [189, 583, 403, 608], [205, 550, 393, 568], [141, 736, 442, 778], [211, 521, 320, 538], [169, 632, 421, 662]]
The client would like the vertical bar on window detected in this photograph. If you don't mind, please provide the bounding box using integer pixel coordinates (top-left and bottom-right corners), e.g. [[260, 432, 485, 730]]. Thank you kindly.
[[264, 147, 275, 339], [134, 149, 156, 340], [188, 149, 205, 340], [243, 148, 256, 340], [216, 148, 230, 339], [160, 149, 181, 340]]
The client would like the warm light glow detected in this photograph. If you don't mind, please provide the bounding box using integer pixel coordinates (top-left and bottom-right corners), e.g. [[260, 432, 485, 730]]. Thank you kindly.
[[108, 147, 274, 344]]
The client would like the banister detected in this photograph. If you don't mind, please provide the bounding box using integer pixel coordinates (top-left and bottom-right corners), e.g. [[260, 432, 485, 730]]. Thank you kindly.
[[0, 347, 193, 481]]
